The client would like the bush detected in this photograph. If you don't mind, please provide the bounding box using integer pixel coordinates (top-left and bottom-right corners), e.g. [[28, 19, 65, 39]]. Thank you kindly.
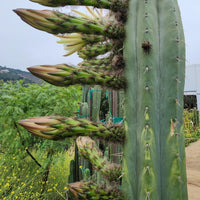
[[0, 81, 81, 199], [184, 109, 200, 147]]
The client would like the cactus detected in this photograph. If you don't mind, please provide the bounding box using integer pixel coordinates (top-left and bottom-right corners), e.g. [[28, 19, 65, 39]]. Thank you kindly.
[[15, 0, 188, 199], [68, 159, 76, 183], [76, 136, 122, 182], [122, 0, 187, 199], [193, 108, 199, 127], [81, 102, 89, 119], [82, 168, 90, 181]]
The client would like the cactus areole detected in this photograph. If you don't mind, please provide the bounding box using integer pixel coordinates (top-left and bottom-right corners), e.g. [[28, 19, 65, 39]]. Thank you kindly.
[[15, 0, 188, 199], [124, 0, 187, 199]]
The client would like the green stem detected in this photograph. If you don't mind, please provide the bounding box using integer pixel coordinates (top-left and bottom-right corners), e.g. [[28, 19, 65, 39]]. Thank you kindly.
[[14, 9, 125, 39], [28, 64, 126, 90], [30, 0, 128, 13], [19, 116, 125, 142]]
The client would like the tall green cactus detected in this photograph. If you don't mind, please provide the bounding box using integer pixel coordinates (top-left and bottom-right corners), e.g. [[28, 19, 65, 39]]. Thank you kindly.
[[123, 0, 187, 199], [15, 0, 188, 199]]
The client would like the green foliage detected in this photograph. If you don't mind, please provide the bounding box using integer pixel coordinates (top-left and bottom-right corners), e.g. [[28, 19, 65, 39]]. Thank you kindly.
[[0, 81, 81, 199], [184, 109, 200, 147]]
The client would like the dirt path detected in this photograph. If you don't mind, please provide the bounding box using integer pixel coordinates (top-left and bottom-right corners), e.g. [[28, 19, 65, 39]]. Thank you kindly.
[[186, 140, 200, 200]]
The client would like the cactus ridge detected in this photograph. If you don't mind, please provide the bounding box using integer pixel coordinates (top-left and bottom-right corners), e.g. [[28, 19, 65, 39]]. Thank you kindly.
[[68, 181, 124, 200], [77, 136, 122, 182], [19, 116, 125, 142], [28, 64, 127, 90], [14, 9, 125, 39]]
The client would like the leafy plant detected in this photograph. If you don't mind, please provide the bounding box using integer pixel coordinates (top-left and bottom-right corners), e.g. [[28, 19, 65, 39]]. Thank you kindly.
[[0, 81, 81, 199]]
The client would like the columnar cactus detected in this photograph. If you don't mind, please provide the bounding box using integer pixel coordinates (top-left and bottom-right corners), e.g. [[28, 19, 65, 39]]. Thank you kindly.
[[123, 1, 187, 199], [15, 0, 188, 199]]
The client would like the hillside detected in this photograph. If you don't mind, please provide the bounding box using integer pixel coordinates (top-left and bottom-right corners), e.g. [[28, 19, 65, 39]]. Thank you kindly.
[[0, 66, 42, 84]]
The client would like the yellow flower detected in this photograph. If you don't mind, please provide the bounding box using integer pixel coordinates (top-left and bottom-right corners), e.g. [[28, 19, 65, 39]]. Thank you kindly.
[[64, 186, 68, 190], [56, 33, 85, 56], [5, 183, 10, 187]]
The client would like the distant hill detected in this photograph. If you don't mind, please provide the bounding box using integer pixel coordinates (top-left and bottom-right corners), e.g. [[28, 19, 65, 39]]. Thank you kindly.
[[0, 66, 42, 84]]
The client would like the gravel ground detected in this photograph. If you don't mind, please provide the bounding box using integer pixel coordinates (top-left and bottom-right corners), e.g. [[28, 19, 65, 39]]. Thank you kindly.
[[186, 140, 200, 200]]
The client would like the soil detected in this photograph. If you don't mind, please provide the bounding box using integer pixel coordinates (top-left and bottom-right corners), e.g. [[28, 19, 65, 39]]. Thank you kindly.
[[186, 140, 200, 200]]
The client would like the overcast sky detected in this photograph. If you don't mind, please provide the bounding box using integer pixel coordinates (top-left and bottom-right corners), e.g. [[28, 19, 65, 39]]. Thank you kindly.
[[0, 0, 200, 71]]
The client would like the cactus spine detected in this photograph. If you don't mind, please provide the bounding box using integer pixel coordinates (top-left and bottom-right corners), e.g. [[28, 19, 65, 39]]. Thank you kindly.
[[15, 0, 188, 199]]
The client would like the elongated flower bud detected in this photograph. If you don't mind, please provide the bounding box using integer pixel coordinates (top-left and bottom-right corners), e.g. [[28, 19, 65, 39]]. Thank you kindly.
[[68, 181, 124, 199], [18, 116, 125, 142], [28, 64, 126, 90], [13, 9, 125, 39], [77, 136, 122, 182], [30, 0, 127, 13]]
